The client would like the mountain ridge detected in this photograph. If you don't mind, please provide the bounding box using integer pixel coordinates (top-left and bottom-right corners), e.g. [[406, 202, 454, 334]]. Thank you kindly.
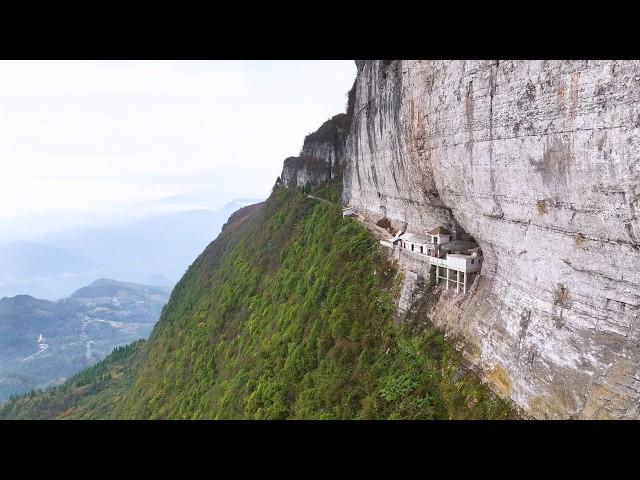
[[0, 199, 262, 300], [0, 188, 515, 419]]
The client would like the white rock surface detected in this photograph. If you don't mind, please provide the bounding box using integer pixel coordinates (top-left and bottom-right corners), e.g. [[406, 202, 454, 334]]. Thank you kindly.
[[342, 60, 640, 419]]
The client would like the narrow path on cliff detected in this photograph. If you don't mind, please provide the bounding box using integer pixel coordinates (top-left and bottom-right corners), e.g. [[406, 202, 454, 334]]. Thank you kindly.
[[306, 194, 334, 206], [305, 193, 393, 242]]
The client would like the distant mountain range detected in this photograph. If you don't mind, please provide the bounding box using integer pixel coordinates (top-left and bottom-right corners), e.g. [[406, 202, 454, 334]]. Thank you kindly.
[[0, 199, 262, 300], [0, 278, 170, 402], [0, 242, 102, 300]]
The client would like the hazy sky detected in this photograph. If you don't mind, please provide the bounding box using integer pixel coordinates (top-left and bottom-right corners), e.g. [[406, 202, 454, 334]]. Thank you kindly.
[[0, 60, 356, 239]]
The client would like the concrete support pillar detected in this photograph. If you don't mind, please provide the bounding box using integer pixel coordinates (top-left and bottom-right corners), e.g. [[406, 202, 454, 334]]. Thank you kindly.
[[463, 271, 467, 294], [456, 270, 460, 293], [436, 265, 439, 285], [446, 268, 450, 290]]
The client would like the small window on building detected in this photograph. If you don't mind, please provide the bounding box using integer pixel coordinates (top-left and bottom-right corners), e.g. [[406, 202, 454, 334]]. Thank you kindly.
[[471, 259, 475, 264]]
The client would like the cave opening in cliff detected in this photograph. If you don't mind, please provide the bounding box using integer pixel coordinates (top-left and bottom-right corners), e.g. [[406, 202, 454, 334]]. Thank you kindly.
[[389, 221, 483, 294]]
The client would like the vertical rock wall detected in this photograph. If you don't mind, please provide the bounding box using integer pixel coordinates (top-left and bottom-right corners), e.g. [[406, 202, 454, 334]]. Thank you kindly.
[[342, 60, 640, 419], [280, 113, 348, 188]]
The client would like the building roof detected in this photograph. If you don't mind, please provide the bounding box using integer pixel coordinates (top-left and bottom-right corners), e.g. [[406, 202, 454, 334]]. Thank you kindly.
[[390, 231, 404, 243], [429, 226, 451, 235], [439, 239, 479, 253], [401, 232, 431, 244]]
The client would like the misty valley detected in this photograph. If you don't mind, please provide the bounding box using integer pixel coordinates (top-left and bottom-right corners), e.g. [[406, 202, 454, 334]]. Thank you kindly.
[[0, 199, 261, 401]]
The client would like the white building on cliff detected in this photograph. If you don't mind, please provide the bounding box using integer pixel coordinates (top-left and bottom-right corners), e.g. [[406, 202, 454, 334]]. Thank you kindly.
[[385, 226, 482, 294]]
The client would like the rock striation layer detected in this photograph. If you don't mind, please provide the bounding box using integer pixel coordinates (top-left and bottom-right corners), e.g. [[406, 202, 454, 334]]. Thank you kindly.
[[280, 113, 349, 188], [341, 60, 640, 419]]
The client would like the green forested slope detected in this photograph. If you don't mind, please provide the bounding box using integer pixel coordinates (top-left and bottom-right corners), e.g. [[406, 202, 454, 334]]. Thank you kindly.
[[1, 187, 516, 419], [121, 187, 514, 419]]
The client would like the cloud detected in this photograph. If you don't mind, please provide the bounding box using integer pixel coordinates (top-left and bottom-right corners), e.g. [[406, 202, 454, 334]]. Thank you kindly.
[[0, 60, 356, 229]]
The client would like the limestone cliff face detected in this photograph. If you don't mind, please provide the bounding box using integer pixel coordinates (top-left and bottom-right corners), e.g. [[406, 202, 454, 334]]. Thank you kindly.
[[280, 155, 329, 189], [280, 113, 348, 188], [342, 60, 640, 419]]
